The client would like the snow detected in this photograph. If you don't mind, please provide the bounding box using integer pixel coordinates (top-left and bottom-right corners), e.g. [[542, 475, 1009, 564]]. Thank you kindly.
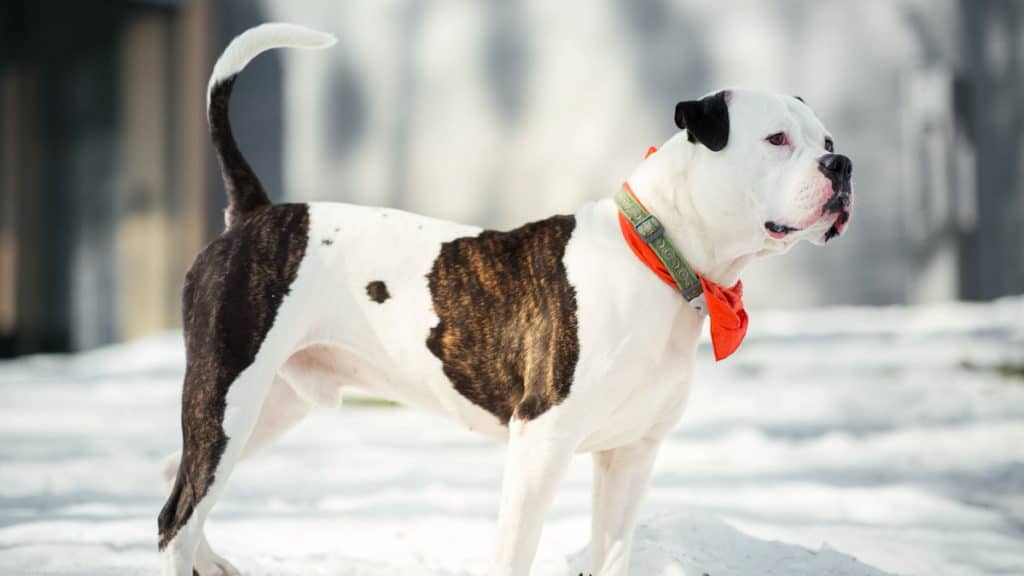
[[1, 297, 1022, 575]]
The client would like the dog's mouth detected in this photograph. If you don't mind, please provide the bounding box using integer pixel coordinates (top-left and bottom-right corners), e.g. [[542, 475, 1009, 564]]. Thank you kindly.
[[822, 208, 851, 242], [820, 184, 853, 242], [764, 221, 799, 239], [765, 207, 852, 243], [767, 180, 853, 243]]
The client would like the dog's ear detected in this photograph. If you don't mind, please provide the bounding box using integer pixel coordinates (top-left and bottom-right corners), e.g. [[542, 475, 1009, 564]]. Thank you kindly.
[[674, 91, 730, 152]]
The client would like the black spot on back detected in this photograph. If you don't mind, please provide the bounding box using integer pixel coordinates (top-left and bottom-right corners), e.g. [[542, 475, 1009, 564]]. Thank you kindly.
[[158, 204, 309, 550], [366, 280, 390, 303], [426, 215, 579, 424]]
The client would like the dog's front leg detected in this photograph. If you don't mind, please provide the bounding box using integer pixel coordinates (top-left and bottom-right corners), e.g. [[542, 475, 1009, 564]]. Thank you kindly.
[[492, 419, 575, 576], [590, 438, 661, 576]]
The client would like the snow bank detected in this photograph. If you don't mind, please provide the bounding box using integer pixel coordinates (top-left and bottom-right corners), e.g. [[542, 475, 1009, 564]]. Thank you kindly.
[[568, 512, 893, 576]]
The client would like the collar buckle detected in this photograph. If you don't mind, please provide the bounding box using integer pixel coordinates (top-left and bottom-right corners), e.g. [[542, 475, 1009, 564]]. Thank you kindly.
[[633, 213, 664, 244]]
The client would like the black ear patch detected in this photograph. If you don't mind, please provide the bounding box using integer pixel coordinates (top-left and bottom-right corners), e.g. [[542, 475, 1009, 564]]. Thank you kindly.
[[674, 91, 730, 152], [794, 95, 806, 104]]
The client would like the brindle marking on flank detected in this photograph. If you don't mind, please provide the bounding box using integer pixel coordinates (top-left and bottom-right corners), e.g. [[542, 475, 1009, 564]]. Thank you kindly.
[[366, 280, 390, 303], [158, 204, 309, 550], [426, 215, 579, 424]]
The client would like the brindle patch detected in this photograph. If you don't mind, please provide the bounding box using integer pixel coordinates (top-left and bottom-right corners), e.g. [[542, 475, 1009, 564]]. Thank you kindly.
[[426, 215, 579, 424], [366, 280, 390, 303], [158, 204, 309, 550]]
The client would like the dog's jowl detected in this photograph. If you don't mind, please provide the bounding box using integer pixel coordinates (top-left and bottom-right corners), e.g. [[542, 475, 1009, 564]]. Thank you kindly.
[[159, 23, 852, 576]]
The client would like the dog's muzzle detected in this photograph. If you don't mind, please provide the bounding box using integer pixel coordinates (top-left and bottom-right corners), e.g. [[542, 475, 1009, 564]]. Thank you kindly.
[[818, 154, 853, 241]]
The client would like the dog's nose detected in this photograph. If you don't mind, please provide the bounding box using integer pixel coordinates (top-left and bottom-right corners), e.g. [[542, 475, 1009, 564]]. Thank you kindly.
[[819, 154, 853, 181]]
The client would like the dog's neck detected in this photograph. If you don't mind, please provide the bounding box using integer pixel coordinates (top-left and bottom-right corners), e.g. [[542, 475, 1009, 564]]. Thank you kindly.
[[621, 133, 764, 288]]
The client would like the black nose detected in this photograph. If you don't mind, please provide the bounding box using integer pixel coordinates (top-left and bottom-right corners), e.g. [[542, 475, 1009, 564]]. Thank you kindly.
[[819, 154, 853, 181]]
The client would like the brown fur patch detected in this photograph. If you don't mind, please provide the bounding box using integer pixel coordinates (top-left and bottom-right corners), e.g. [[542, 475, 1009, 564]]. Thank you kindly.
[[158, 204, 309, 550], [366, 281, 390, 303], [426, 215, 579, 424]]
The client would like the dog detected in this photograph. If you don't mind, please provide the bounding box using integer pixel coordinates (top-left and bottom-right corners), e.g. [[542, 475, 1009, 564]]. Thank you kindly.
[[158, 23, 853, 576]]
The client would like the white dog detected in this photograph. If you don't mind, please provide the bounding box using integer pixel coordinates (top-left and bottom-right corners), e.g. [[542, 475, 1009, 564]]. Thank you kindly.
[[158, 23, 853, 576]]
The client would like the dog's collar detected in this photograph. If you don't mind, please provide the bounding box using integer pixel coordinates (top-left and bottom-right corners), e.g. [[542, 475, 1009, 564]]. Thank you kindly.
[[615, 147, 749, 361], [615, 183, 706, 314]]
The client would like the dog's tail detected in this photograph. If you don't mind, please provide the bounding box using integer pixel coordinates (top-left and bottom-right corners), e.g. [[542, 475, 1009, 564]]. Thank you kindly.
[[207, 23, 335, 228]]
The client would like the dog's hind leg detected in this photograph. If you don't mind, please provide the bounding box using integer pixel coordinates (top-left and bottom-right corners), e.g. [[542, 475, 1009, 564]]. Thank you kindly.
[[157, 208, 311, 575], [160, 372, 313, 576], [240, 371, 315, 458], [160, 451, 238, 576], [159, 342, 297, 576]]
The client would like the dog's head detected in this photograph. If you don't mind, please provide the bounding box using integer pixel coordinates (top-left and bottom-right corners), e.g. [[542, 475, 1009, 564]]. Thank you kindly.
[[671, 89, 852, 250]]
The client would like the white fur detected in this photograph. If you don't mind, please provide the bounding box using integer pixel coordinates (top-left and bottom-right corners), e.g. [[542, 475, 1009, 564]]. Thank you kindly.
[[164, 25, 851, 576], [206, 23, 335, 108], [590, 438, 661, 574]]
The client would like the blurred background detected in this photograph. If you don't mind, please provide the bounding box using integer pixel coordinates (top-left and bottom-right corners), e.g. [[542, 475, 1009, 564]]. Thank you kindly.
[[0, 0, 1021, 357]]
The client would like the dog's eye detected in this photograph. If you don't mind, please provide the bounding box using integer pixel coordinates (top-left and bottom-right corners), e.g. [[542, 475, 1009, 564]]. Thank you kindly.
[[825, 138, 834, 152], [766, 132, 788, 146]]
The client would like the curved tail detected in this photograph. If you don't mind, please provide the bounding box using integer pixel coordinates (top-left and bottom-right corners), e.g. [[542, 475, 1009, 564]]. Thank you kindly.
[[207, 23, 335, 228]]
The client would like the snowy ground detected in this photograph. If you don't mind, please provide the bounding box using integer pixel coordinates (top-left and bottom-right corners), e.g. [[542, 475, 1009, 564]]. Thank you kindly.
[[1, 298, 1022, 575]]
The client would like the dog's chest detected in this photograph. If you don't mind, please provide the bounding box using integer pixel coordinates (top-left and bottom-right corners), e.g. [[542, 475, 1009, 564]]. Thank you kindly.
[[563, 207, 702, 447]]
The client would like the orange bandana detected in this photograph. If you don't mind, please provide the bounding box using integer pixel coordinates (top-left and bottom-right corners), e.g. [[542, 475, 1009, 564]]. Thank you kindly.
[[699, 277, 748, 361], [617, 147, 749, 361]]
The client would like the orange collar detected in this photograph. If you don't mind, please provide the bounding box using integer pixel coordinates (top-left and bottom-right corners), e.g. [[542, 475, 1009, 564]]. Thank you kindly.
[[617, 147, 749, 361]]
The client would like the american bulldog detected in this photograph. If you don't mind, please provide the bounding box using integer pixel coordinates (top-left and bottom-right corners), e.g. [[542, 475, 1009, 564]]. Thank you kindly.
[[158, 23, 853, 576]]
